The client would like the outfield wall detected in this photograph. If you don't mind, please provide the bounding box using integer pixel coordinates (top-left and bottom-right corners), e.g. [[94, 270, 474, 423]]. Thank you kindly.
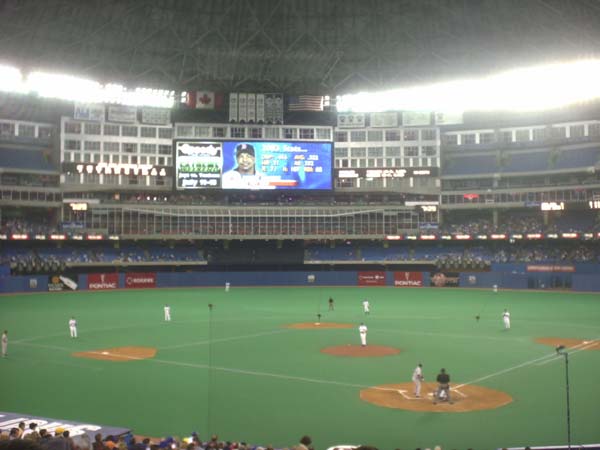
[[1, 269, 600, 293]]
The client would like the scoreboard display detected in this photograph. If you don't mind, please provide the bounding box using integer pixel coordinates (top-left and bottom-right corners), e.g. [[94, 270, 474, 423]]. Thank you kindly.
[[540, 201, 600, 211], [175, 140, 332, 191]]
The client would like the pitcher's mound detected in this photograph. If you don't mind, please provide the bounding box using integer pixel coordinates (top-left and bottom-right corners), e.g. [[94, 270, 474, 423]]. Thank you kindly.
[[360, 382, 512, 412], [321, 345, 401, 357], [73, 346, 157, 361], [535, 337, 600, 350], [286, 322, 354, 329]]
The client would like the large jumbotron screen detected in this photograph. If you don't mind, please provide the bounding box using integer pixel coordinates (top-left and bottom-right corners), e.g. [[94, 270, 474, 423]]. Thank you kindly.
[[175, 140, 333, 190]]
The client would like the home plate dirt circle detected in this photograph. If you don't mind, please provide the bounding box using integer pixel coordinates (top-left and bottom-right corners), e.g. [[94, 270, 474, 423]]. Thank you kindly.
[[360, 382, 513, 412], [321, 345, 401, 357], [73, 346, 157, 361], [535, 337, 600, 350], [285, 322, 354, 329]]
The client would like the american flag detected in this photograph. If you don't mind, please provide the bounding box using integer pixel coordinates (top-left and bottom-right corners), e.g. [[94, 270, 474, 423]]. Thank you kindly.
[[287, 95, 324, 112]]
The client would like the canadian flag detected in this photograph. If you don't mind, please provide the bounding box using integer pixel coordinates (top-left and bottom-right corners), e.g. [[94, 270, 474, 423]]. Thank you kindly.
[[186, 91, 224, 110]]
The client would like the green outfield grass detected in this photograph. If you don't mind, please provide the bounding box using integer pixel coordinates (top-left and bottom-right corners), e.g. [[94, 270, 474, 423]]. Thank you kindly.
[[1, 286, 600, 450]]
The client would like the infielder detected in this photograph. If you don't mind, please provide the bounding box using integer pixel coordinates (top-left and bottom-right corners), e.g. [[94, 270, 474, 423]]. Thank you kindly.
[[164, 304, 171, 321], [359, 322, 368, 346], [412, 363, 424, 397], [362, 299, 370, 315], [502, 309, 511, 329], [69, 317, 78, 338], [1, 330, 7, 357]]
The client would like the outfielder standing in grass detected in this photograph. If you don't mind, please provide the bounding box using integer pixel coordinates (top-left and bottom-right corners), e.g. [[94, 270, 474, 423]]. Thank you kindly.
[[362, 299, 370, 315], [412, 363, 424, 397], [328, 297, 334, 311], [359, 322, 368, 346], [69, 317, 77, 338], [1, 330, 7, 357], [502, 308, 511, 329], [164, 304, 171, 321]]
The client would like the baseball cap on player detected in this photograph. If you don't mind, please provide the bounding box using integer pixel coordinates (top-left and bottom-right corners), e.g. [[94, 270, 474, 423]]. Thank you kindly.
[[236, 143, 255, 158]]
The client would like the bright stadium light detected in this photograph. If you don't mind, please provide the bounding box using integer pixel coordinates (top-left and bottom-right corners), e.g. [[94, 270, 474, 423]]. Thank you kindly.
[[0, 64, 176, 108], [0, 65, 27, 93], [337, 59, 600, 113], [27, 72, 104, 103], [25, 73, 175, 107]]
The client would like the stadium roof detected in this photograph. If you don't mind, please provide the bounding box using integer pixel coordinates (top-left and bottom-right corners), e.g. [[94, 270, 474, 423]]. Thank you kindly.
[[2, 0, 600, 96]]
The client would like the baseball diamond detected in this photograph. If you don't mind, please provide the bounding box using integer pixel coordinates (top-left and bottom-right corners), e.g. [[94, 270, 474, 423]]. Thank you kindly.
[[1, 286, 599, 450]]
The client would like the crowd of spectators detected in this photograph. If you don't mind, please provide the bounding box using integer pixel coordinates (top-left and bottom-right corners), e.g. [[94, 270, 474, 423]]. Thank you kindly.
[[2, 240, 600, 274], [2, 243, 205, 274], [0, 427, 465, 450], [304, 242, 600, 265]]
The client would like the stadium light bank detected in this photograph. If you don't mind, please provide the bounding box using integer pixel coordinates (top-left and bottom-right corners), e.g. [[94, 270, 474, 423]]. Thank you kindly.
[[0, 64, 175, 108], [336, 59, 600, 114]]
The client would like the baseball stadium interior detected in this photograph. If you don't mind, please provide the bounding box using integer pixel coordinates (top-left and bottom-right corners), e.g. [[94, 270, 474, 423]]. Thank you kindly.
[[1, 1, 600, 450]]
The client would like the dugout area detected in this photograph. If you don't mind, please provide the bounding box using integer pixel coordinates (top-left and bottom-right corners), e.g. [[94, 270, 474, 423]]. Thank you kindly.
[[1, 287, 599, 449]]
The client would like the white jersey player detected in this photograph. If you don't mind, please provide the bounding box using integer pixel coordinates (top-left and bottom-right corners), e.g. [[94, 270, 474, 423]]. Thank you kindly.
[[69, 317, 78, 338], [164, 304, 171, 321], [1, 330, 7, 357], [412, 363, 424, 397], [359, 323, 368, 346], [502, 309, 511, 329], [225, 282, 230, 292], [362, 299, 370, 315]]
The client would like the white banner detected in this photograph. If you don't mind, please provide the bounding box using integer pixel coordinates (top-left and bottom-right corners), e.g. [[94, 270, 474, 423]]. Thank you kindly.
[[238, 93, 248, 122], [256, 94, 265, 123], [141, 107, 171, 125], [247, 93, 256, 123], [74, 103, 105, 122], [370, 112, 398, 128], [434, 111, 464, 125], [264, 93, 283, 124], [402, 111, 431, 126], [107, 105, 137, 123], [229, 93, 238, 122], [337, 113, 365, 128]]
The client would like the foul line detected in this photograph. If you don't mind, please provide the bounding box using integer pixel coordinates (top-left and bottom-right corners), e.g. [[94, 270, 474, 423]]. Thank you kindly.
[[534, 339, 599, 366], [454, 338, 598, 389], [13, 332, 599, 397]]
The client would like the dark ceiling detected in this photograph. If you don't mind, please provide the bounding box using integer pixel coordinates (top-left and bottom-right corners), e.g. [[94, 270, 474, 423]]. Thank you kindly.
[[1, 0, 600, 95]]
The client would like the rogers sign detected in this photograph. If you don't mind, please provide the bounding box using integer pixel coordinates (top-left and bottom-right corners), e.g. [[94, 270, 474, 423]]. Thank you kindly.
[[394, 271, 423, 287], [88, 273, 118, 290], [125, 272, 156, 288]]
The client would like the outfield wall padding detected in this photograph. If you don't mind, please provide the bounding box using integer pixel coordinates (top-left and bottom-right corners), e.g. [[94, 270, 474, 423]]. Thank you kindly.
[[2, 270, 600, 293]]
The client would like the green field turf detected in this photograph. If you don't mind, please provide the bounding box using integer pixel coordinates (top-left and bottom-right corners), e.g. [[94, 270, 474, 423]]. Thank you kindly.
[[1, 286, 600, 450]]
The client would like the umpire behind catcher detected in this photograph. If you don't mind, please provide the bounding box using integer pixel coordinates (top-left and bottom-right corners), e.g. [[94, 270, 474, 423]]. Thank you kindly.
[[434, 368, 452, 404]]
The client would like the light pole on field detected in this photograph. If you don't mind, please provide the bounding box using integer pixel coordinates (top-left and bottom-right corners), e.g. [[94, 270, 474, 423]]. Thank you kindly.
[[556, 345, 572, 450]]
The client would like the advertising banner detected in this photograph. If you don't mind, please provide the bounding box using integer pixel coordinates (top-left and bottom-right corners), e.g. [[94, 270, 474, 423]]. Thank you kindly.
[[88, 273, 118, 290], [337, 112, 365, 128], [358, 271, 386, 286], [141, 107, 171, 125], [107, 105, 137, 123], [73, 103, 105, 122], [125, 272, 156, 288], [430, 272, 460, 287], [48, 275, 78, 291], [402, 111, 431, 126], [370, 112, 398, 128], [526, 265, 575, 273], [394, 271, 423, 287]]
